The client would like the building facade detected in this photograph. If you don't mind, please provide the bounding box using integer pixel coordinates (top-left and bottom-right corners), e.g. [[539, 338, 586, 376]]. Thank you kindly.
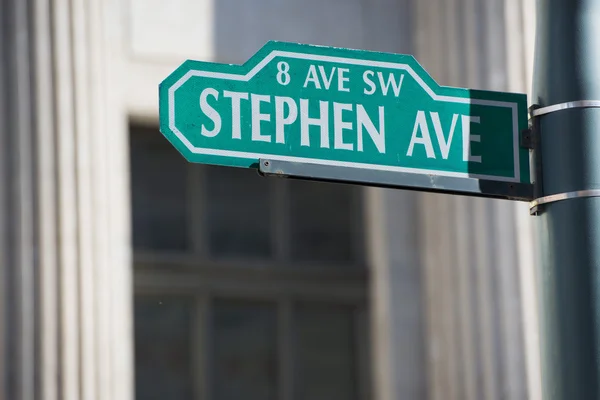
[[0, 0, 541, 399]]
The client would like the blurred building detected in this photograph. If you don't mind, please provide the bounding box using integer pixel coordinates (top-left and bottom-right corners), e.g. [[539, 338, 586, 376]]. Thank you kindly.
[[0, 0, 541, 399]]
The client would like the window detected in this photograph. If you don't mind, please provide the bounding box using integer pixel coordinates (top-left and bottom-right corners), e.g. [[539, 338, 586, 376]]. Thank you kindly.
[[134, 296, 194, 400], [204, 165, 273, 258], [211, 300, 278, 400], [131, 125, 370, 400], [289, 180, 357, 265], [131, 128, 189, 251], [294, 303, 357, 400]]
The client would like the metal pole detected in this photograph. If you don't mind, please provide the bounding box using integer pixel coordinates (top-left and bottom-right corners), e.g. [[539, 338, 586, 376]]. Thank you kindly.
[[533, 0, 600, 398]]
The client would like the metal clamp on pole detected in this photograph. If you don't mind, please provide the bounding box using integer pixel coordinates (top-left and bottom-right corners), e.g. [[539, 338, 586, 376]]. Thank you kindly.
[[530, 189, 600, 215], [527, 100, 600, 215], [530, 100, 600, 117]]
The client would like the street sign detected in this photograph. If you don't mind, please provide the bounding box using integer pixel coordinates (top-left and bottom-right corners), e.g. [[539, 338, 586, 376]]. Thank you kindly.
[[159, 41, 532, 200]]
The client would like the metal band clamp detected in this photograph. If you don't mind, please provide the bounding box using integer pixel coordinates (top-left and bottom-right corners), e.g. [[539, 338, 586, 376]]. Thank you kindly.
[[527, 101, 600, 215], [529, 189, 600, 215], [530, 100, 600, 117]]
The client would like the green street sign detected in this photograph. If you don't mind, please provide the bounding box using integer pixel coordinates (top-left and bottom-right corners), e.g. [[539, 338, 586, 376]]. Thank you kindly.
[[159, 41, 532, 200]]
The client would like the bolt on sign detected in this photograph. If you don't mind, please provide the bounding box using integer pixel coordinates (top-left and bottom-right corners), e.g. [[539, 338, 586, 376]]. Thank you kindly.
[[159, 41, 532, 200]]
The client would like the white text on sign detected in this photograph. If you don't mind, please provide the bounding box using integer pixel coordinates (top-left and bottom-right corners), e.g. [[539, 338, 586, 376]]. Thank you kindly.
[[198, 61, 482, 162]]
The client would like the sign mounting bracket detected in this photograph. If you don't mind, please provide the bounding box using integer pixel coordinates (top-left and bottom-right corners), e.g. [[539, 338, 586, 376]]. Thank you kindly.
[[258, 159, 534, 202], [527, 101, 600, 215]]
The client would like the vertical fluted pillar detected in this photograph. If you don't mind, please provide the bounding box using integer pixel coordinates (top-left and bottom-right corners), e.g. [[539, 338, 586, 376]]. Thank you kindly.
[[0, 0, 38, 398], [414, 0, 540, 399], [0, 0, 133, 398], [366, 2, 428, 398]]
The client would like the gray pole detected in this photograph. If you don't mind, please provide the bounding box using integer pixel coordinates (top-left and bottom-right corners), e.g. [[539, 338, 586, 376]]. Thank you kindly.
[[532, 0, 600, 398]]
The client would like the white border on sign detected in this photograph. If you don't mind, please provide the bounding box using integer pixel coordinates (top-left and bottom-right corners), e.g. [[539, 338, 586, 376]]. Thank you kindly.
[[167, 50, 521, 183]]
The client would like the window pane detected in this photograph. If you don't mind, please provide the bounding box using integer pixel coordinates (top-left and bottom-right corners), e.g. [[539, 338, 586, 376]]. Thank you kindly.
[[290, 180, 357, 264], [130, 127, 189, 251], [134, 296, 194, 400], [211, 300, 277, 400], [295, 303, 357, 400], [205, 165, 272, 258]]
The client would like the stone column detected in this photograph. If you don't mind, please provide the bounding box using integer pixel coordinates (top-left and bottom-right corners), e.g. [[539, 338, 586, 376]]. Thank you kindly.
[[0, 0, 37, 397], [367, 188, 428, 400], [0, 0, 133, 399], [366, 2, 428, 398], [413, 0, 541, 399]]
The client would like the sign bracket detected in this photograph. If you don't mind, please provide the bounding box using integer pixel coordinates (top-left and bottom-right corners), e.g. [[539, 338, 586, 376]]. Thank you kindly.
[[526, 101, 600, 215], [258, 159, 534, 202], [520, 128, 535, 150], [525, 104, 545, 214]]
